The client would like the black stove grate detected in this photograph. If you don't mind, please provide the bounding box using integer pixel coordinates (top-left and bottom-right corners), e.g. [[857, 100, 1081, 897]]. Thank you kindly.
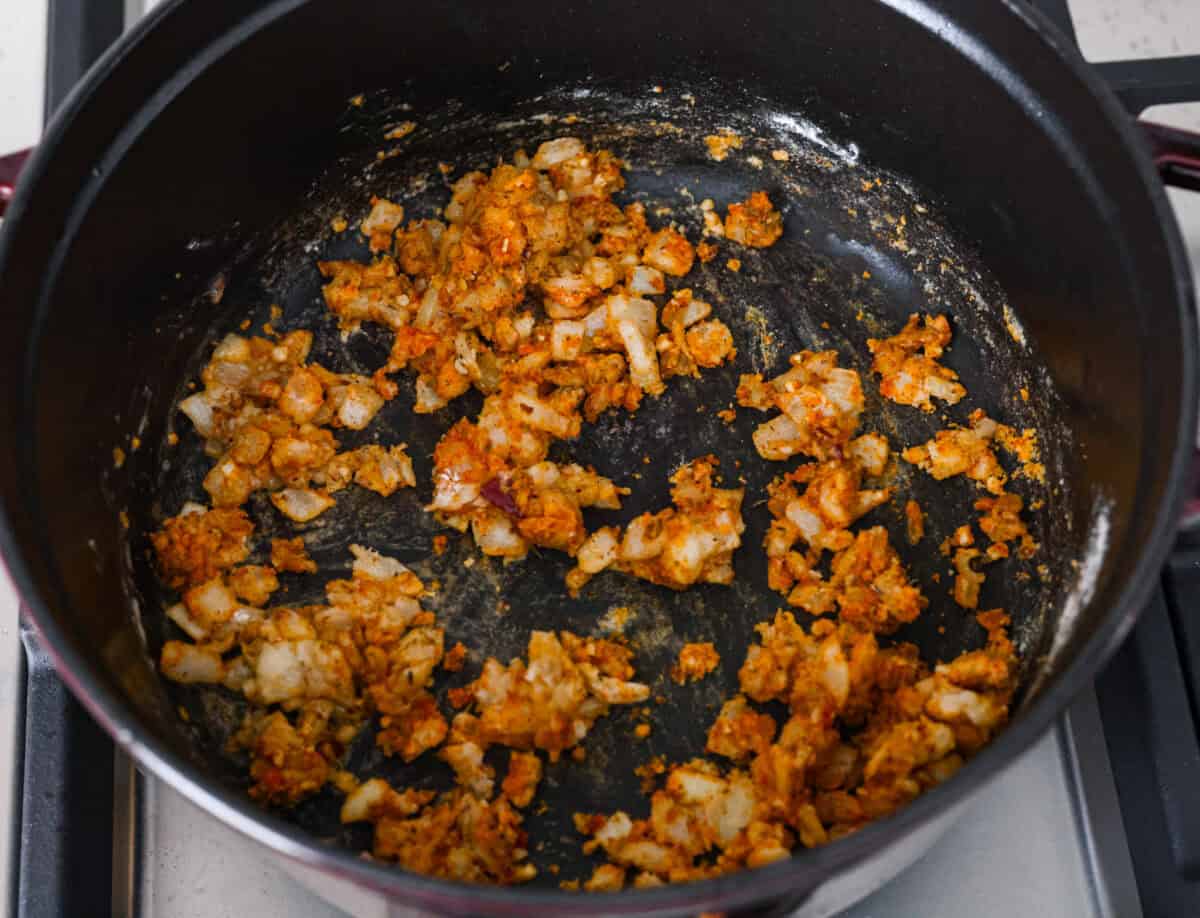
[[15, 3, 124, 917], [1028, 0, 1200, 114], [1096, 551, 1200, 918]]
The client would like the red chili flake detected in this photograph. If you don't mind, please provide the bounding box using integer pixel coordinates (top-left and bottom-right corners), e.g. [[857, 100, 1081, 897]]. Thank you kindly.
[[481, 476, 520, 516]]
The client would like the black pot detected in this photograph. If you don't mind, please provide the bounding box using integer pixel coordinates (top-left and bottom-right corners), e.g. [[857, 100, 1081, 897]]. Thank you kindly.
[[0, 1, 1197, 915]]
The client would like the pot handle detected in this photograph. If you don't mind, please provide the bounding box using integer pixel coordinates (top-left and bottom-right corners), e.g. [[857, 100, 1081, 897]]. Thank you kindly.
[[1022, 0, 1200, 189], [1096, 55, 1200, 192], [0, 148, 32, 219], [1139, 122, 1200, 193], [1094, 56, 1200, 120]]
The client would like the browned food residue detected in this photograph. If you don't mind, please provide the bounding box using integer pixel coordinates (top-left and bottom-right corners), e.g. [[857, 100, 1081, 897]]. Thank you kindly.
[[670, 642, 720, 684]]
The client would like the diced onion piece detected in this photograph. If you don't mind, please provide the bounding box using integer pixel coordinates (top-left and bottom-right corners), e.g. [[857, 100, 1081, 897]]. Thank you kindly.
[[212, 334, 251, 362], [350, 543, 411, 581], [628, 265, 666, 295], [668, 764, 726, 804], [617, 320, 663, 396], [340, 777, 390, 823], [388, 446, 417, 489], [429, 474, 479, 512], [621, 515, 666, 561], [926, 375, 965, 405], [822, 367, 862, 415], [414, 377, 448, 414], [511, 389, 577, 438], [161, 641, 225, 684], [714, 777, 757, 845], [270, 487, 335, 522], [583, 668, 650, 705], [231, 606, 264, 629], [606, 295, 657, 340], [254, 639, 352, 704], [848, 433, 890, 477], [513, 314, 535, 338], [178, 393, 215, 438], [532, 137, 585, 169], [183, 578, 238, 624], [415, 285, 441, 328], [524, 462, 560, 489], [594, 811, 634, 846], [202, 459, 254, 508], [684, 320, 735, 368], [441, 741, 495, 798], [819, 636, 851, 707], [583, 304, 609, 338], [583, 257, 618, 290], [642, 228, 695, 276], [361, 198, 405, 236], [472, 510, 528, 558], [278, 368, 325, 423], [337, 383, 384, 430], [584, 864, 626, 893], [659, 529, 715, 585], [752, 414, 803, 460], [222, 656, 252, 692], [543, 275, 597, 317], [618, 840, 678, 874], [165, 602, 208, 641], [577, 526, 619, 574], [926, 685, 1001, 728], [206, 360, 252, 390], [786, 502, 825, 543], [678, 298, 712, 328], [551, 320, 586, 362], [972, 415, 999, 440]]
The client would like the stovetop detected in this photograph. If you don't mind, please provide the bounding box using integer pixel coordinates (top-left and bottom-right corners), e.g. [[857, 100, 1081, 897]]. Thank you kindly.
[[4, 1, 1200, 916], [114, 692, 1139, 918]]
